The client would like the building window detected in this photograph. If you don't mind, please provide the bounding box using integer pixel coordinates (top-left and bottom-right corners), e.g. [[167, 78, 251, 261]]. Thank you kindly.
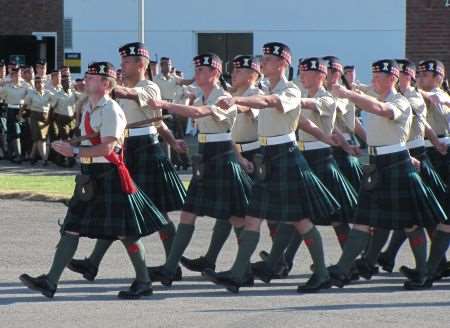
[[64, 18, 73, 49]]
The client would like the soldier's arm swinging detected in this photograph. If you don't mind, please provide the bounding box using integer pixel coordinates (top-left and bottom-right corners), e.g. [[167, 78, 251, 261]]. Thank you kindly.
[[298, 117, 336, 146]]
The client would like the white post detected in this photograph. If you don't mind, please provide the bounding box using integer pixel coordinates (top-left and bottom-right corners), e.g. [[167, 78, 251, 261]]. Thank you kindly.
[[138, 0, 145, 43]]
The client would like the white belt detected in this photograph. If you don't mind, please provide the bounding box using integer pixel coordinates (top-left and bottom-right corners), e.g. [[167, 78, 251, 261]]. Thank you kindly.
[[298, 140, 331, 151], [425, 137, 450, 148], [198, 132, 232, 143], [79, 157, 110, 164], [406, 139, 425, 149], [236, 140, 260, 153], [259, 132, 296, 146], [8, 104, 21, 109], [127, 126, 158, 137], [368, 143, 406, 156]]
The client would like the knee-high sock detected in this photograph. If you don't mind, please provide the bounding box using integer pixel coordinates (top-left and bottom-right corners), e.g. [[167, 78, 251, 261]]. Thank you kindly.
[[47, 234, 79, 285], [265, 223, 294, 269], [159, 219, 176, 258], [365, 228, 390, 266], [301, 227, 328, 279], [164, 223, 195, 274], [204, 220, 232, 264], [337, 229, 370, 274], [121, 238, 150, 283], [427, 230, 450, 276], [284, 232, 303, 266], [88, 239, 113, 268], [230, 230, 260, 281], [406, 228, 427, 275], [333, 223, 351, 249]]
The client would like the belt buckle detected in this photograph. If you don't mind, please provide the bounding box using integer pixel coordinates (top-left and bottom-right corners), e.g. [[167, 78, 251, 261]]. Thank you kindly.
[[80, 157, 92, 164], [298, 141, 305, 151], [259, 136, 268, 146], [198, 134, 207, 143]]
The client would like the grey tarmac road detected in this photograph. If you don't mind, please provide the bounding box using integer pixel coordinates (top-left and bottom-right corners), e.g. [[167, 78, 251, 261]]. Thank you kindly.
[[1, 200, 449, 328]]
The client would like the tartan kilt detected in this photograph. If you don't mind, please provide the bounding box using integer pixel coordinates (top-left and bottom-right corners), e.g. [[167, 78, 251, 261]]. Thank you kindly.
[[6, 107, 20, 141], [241, 147, 261, 179], [30, 111, 49, 141], [353, 150, 447, 229], [246, 142, 340, 222], [303, 148, 358, 225], [183, 141, 252, 220], [421, 146, 450, 215], [332, 147, 363, 191], [125, 135, 186, 213], [53, 113, 75, 140], [62, 163, 167, 240]]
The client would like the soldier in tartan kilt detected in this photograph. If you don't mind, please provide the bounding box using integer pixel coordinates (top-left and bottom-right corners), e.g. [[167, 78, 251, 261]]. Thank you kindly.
[[143, 53, 253, 286], [397, 59, 450, 289], [19, 62, 167, 299], [376, 59, 449, 275], [67, 42, 187, 283], [180, 55, 263, 276], [203, 42, 341, 294], [328, 59, 447, 290]]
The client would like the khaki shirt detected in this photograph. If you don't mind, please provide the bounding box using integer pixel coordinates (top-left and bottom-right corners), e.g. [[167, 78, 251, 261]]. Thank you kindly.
[[403, 87, 427, 141], [0, 83, 29, 105], [335, 97, 356, 134], [194, 84, 237, 133], [80, 96, 127, 146], [24, 89, 54, 113], [154, 73, 181, 101], [117, 79, 162, 126], [231, 86, 264, 143], [47, 84, 62, 95], [366, 90, 412, 146], [298, 86, 336, 142], [426, 87, 450, 136], [53, 89, 77, 117], [258, 76, 302, 137]]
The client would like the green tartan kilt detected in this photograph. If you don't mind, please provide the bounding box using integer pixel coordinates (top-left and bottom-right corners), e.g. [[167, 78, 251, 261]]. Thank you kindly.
[[332, 146, 363, 191], [424, 145, 450, 215], [183, 141, 252, 220], [240, 145, 261, 179], [62, 163, 168, 240], [246, 142, 340, 222], [353, 150, 447, 229], [303, 148, 358, 225], [125, 135, 186, 213]]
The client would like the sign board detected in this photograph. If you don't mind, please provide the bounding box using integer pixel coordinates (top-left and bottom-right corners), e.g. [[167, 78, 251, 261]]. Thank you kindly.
[[64, 52, 81, 73]]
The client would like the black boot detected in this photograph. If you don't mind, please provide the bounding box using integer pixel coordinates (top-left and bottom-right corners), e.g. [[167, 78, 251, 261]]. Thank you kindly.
[[297, 273, 331, 293], [203, 268, 242, 294], [67, 258, 98, 281], [403, 274, 433, 290], [258, 250, 291, 279], [211, 270, 254, 287], [355, 258, 379, 280], [180, 256, 215, 273], [19, 274, 57, 298], [327, 265, 348, 288], [117, 280, 153, 299], [251, 261, 274, 284], [377, 252, 395, 273], [147, 266, 181, 286]]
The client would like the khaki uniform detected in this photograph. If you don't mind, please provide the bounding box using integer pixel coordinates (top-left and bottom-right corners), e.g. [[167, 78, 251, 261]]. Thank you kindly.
[[403, 87, 427, 141], [52, 89, 78, 140], [0, 83, 29, 105], [24, 89, 53, 141], [298, 86, 336, 142], [117, 80, 162, 127], [426, 87, 450, 136], [258, 76, 301, 137], [231, 86, 263, 143], [154, 73, 181, 101], [366, 90, 412, 146], [80, 95, 126, 146], [193, 84, 237, 133], [335, 97, 356, 134]]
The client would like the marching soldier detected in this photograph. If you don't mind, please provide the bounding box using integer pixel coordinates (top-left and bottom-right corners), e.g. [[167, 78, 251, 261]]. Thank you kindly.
[[203, 43, 340, 293], [19, 61, 167, 299], [0, 60, 7, 158], [180, 55, 263, 274], [0, 66, 29, 163], [145, 52, 253, 287], [328, 59, 446, 289], [67, 42, 187, 283], [23, 76, 54, 165]]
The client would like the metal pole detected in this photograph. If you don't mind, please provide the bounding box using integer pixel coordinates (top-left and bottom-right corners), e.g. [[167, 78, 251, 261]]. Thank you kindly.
[[138, 0, 144, 43]]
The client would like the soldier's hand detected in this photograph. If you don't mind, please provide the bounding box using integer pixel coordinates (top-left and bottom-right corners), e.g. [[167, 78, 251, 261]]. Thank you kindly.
[[216, 97, 235, 110], [172, 139, 188, 154], [51, 140, 74, 157], [410, 156, 421, 172], [435, 141, 448, 156], [331, 84, 349, 99], [147, 98, 166, 110], [238, 156, 254, 174]]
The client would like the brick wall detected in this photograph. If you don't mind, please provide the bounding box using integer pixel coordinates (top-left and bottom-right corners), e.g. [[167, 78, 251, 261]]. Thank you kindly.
[[0, 0, 63, 66], [406, 0, 450, 75]]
